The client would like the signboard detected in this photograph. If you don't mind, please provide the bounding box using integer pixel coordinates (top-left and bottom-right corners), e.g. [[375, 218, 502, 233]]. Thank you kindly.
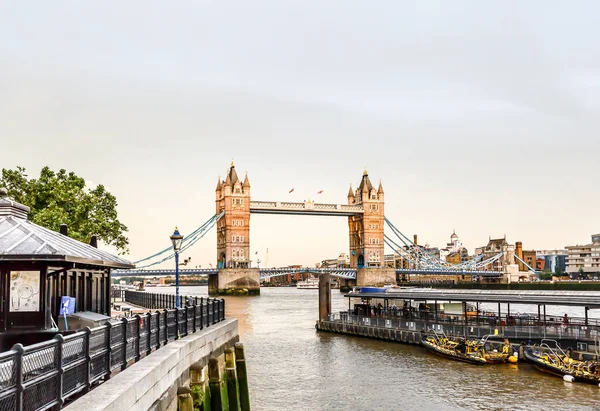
[[59, 296, 76, 316], [9, 271, 40, 312]]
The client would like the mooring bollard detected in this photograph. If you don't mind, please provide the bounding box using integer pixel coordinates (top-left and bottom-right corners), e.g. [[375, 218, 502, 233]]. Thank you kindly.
[[235, 342, 251, 411]]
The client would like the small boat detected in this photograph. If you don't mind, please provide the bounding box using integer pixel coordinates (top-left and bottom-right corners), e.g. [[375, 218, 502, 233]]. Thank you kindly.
[[421, 331, 514, 365], [297, 278, 319, 289], [524, 340, 600, 385]]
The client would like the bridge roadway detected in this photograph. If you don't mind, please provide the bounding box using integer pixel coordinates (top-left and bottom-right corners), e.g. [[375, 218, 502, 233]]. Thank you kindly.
[[112, 267, 503, 279]]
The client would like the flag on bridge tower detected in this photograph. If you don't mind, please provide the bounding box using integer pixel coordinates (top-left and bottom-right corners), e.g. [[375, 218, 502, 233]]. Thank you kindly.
[[289, 188, 294, 193]]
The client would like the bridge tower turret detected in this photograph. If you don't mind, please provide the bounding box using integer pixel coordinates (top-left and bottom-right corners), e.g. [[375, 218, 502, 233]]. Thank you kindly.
[[216, 162, 251, 269], [348, 170, 385, 268]]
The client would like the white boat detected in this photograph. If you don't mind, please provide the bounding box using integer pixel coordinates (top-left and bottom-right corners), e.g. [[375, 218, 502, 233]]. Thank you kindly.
[[297, 277, 319, 289]]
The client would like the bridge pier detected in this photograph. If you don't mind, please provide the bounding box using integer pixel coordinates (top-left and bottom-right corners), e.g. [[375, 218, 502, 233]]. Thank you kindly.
[[356, 268, 396, 287], [210, 268, 261, 296]]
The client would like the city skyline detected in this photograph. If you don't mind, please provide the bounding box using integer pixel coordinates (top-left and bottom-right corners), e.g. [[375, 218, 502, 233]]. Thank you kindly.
[[2, 1, 599, 267]]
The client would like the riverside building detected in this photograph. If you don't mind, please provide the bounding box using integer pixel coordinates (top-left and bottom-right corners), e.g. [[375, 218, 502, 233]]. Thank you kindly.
[[566, 234, 600, 276]]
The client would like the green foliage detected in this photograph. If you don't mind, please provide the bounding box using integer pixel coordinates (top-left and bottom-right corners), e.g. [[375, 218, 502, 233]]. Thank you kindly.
[[539, 272, 553, 281], [1, 166, 129, 253]]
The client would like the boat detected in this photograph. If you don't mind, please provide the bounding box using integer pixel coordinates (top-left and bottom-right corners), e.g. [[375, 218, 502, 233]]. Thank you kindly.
[[421, 331, 514, 365], [297, 277, 319, 289], [524, 340, 600, 385]]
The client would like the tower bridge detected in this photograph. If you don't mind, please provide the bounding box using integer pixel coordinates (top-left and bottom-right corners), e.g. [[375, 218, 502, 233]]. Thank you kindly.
[[121, 161, 506, 296], [209, 162, 391, 294]]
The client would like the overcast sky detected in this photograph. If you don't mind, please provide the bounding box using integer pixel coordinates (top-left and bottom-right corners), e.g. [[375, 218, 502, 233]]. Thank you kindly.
[[1, 1, 599, 267]]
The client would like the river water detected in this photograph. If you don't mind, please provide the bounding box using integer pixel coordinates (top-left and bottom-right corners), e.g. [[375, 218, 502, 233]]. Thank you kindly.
[[146, 286, 600, 410]]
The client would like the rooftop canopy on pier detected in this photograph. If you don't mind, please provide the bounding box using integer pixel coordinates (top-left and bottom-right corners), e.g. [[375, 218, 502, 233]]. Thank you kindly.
[[346, 288, 600, 308]]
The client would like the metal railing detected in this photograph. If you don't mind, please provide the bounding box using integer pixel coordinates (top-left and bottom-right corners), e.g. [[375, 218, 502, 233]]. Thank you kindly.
[[124, 290, 207, 309], [0, 297, 225, 411], [326, 311, 600, 342]]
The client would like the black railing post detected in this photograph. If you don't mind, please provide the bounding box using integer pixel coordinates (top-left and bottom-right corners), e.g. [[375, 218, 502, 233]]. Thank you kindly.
[[222, 299, 226, 321], [200, 297, 204, 330], [13, 343, 24, 411], [134, 314, 142, 362], [175, 308, 180, 340], [163, 310, 169, 345], [213, 299, 217, 324], [55, 334, 65, 408], [155, 311, 162, 348], [121, 317, 128, 371], [84, 327, 92, 392], [147, 313, 152, 356], [105, 321, 113, 380], [183, 306, 188, 336]]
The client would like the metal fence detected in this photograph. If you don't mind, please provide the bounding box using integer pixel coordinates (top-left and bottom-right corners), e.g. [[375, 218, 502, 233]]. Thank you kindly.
[[124, 290, 206, 310], [0, 297, 225, 411], [327, 311, 600, 342]]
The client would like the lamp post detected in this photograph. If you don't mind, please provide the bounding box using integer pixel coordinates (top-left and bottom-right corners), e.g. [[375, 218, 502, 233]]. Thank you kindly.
[[170, 227, 184, 308]]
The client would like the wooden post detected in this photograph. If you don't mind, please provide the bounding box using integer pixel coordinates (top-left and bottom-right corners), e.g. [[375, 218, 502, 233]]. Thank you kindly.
[[235, 343, 251, 411], [319, 273, 331, 321], [225, 348, 241, 411], [209, 357, 228, 411]]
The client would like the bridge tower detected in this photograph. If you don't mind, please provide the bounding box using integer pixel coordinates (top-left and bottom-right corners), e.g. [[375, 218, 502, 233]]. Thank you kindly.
[[211, 162, 259, 295], [216, 162, 251, 269], [348, 170, 395, 286], [348, 170, 385, 268]]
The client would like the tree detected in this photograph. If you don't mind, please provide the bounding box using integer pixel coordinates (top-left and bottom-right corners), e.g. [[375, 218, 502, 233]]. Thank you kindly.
[[578, 267, 586, 280], [1, 166, 129, 254], [554, 266, 563, 277]]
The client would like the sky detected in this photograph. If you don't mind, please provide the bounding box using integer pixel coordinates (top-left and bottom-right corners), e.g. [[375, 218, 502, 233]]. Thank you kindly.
[[1, 1, 599, 268]]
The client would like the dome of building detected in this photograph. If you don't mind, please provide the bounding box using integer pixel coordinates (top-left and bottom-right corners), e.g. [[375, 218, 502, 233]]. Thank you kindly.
[[451, 231, 458, 239]]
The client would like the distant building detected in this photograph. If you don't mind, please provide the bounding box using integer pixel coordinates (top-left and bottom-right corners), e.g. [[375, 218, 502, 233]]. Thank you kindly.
[[320, 253, 350, 268], [566, 235, 600, 275], [537, 250, 568, 274], [515, 242, 537, 271], [440, 231, 463, 261], [477, 236, 509, 271], [446, 248, 470, 265]]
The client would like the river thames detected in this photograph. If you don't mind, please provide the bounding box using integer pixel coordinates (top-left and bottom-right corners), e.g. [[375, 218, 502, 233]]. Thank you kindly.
[[146, 286, 600, 411]]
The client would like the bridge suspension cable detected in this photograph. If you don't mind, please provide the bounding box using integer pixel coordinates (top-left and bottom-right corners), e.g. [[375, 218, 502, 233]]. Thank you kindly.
[[134, 212, 224, 269], [384, 217, 504, 271]]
